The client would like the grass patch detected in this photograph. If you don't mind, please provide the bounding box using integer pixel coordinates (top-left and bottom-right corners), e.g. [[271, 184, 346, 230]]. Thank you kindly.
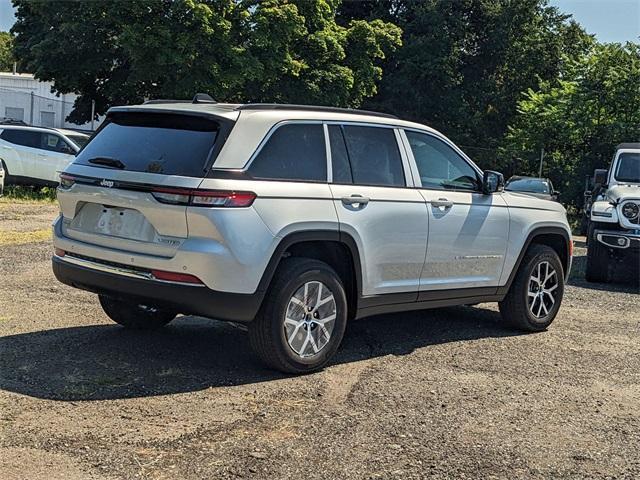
[[0, 229, 52, 246], [0, 185, 57, 203]]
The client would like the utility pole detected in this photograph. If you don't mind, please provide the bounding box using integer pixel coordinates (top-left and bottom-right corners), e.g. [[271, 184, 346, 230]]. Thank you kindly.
[[90, 99, 96, 131], [538, 148, 545, 178]]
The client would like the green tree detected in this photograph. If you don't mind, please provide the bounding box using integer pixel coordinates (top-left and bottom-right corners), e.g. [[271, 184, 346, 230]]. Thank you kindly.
[[11, 0, 401, 123], [0, 31, 14, 71], [339, 0, 593, 166], [502, 42, 640, 207]]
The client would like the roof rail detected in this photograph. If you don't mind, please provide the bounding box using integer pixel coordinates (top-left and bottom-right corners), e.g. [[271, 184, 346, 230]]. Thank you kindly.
[[143, 93, 217, 105], [236, 103, 398, 119]]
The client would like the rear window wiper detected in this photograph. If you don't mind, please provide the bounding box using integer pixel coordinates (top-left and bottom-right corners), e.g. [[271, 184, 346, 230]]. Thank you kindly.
[[88, 157, 126, 169]]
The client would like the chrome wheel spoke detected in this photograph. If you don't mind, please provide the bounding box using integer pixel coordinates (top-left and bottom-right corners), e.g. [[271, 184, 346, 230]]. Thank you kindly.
[[284, 281, 336, 358], [528, 260, 559, 320]]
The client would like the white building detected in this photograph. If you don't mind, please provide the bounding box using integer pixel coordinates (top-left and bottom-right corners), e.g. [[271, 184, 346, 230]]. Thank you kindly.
[[0, 71, 98, 131]]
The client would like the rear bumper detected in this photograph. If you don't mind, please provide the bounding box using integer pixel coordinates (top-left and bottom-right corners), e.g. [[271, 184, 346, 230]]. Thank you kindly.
[[52, 255, 262, 323]]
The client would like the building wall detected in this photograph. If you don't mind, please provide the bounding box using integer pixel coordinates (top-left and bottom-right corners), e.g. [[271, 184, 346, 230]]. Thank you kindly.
[[0, 72, 98, 131]]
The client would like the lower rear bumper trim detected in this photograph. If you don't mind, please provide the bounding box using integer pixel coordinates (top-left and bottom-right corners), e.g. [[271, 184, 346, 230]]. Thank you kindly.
[[52, 256, 262, 323]]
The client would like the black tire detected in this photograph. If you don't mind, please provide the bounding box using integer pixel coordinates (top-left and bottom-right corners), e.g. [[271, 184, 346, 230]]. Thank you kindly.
[[248, 258, 348, 374], [585, 222, 611, 283], [98, 295, 177, 330], [499, 244, 564, 332]]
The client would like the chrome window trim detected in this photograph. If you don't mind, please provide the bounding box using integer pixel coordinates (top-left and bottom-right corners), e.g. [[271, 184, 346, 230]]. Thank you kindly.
[[401, 127, 484, 192], [394, 128, 416, 187]]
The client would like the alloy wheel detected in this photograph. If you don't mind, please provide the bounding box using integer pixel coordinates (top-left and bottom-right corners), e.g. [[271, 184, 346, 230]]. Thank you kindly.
[[284, 281, 337, 358]]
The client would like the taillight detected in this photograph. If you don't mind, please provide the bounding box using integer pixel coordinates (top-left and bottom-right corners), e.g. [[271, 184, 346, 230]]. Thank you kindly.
[[151, 188, 256, 207], [150, 269, 203, 284], [59, 173, 75, 189]]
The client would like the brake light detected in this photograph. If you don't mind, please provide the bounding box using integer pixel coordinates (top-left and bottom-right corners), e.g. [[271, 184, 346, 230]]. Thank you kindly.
[[151, 188, 256, 207], [59, 173, 75, 189], [151, 269, 203, 284]]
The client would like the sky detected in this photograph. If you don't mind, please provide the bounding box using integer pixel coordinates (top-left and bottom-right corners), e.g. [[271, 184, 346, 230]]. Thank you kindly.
[[0, 0, 639, 43]]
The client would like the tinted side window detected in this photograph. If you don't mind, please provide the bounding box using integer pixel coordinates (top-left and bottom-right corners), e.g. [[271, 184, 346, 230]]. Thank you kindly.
[[406, 131, 479, 191], [342, 125, 404, 187], [249, 123, 326, 182], [328, 125, 352, 184], [0, 129, 40, 148], [40, 133, 72, 153]]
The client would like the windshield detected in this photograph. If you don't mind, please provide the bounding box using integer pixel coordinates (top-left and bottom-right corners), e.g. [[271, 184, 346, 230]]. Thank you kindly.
[[614, 152, 640, 183], [66, 134, 90, 149], [505, 178, 550, 194], [74, 112, 220, 177]]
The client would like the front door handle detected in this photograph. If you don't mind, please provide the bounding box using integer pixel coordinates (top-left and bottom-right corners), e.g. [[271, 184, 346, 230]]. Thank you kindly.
[[431, 198, 453, 208], [341, 194, 370, 206]]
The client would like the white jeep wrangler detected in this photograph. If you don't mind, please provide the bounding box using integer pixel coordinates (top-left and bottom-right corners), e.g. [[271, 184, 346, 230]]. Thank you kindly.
[[585, 143, 640, 282]]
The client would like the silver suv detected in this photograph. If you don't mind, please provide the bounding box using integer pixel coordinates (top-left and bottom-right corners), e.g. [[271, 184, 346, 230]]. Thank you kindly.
[[52, 97, 572, 373]]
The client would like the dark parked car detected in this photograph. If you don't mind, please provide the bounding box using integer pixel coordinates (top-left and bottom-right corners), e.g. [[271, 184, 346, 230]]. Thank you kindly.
[[504, 176, 559, 201]]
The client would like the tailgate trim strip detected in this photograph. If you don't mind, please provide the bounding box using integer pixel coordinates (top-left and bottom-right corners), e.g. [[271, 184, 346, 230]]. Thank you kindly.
[[54, 253, 205, 287]]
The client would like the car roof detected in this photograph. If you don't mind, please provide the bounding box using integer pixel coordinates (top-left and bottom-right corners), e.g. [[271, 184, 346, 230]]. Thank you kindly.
[[616, 143, 640, 151], [0, 124, 90, 137], [106, 101, 442, 133]]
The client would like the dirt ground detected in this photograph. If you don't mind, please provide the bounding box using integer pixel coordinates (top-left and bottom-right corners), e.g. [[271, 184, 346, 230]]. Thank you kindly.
[[0, 200, 639, 480]]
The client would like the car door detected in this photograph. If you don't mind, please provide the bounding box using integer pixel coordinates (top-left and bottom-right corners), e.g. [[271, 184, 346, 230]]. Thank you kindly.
[[0, 129, 41, 179], [37, 132, 76, 183], [401, 129, 509, 291], [328, 123, 429, 299]]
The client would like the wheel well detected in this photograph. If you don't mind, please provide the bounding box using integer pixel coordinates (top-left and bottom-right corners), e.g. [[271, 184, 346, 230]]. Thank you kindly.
[[285, 240, 358, 319], [530, 233, 569, 275]]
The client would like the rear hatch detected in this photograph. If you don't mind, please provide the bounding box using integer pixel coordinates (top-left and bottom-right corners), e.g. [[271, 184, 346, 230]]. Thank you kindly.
[[58, 109, 233, 257]]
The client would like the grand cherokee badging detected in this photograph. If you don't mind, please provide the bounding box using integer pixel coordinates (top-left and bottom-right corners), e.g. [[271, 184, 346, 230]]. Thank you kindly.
[[52, 96, 573, 373]]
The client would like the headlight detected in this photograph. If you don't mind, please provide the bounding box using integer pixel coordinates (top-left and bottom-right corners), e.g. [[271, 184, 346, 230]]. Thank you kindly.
[[621, 202, 639, 219]]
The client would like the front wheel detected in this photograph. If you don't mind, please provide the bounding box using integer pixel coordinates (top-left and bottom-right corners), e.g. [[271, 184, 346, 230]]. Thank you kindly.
[[99, 295, 177, 330], [499, 244, 564, 331], [248, 258, 348, 374]]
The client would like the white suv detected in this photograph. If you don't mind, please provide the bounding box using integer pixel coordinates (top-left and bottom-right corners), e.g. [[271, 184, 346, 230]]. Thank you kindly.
[[0, 125, 90, 187], [52, 98, 572, 373]]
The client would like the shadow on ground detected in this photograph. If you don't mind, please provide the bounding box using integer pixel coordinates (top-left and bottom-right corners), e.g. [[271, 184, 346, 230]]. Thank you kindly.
[[0, 305, 518, 401]]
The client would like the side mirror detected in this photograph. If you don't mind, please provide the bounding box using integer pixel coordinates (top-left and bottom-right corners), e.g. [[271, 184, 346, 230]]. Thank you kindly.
[[482, 170, 504, 194], [593, 169, 608, 186]]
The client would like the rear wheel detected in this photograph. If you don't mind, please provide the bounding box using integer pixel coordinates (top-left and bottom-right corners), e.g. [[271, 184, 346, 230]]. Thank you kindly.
[[249, 258, 347, 374], [98, 295, 177, 330], [585, 222, 611, 283], [499, 244, 564, 331]]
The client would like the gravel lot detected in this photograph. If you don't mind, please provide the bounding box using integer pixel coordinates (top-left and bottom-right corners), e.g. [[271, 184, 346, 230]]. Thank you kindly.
[[0, 200, 638, 480]]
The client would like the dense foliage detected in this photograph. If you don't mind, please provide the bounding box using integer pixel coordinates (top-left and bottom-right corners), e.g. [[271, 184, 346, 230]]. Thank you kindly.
[[0, 31, 14, 71], [502, 42, 640, 206], [11, 0, 401, 123]]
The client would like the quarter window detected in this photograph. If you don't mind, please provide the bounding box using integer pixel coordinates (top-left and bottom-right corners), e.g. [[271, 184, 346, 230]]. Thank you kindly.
[[341, 125, 405, 187], [406, 131, 479, 191], [249, 123, 326, 182]]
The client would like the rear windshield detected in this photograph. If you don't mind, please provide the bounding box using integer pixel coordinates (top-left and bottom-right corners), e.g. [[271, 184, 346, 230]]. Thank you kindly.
[[74, 112, 220, 177]]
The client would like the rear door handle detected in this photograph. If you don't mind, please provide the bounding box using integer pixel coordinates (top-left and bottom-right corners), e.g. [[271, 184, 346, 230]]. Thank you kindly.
[[431, 198, 453, 208], [341, 194, 370, 206]]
